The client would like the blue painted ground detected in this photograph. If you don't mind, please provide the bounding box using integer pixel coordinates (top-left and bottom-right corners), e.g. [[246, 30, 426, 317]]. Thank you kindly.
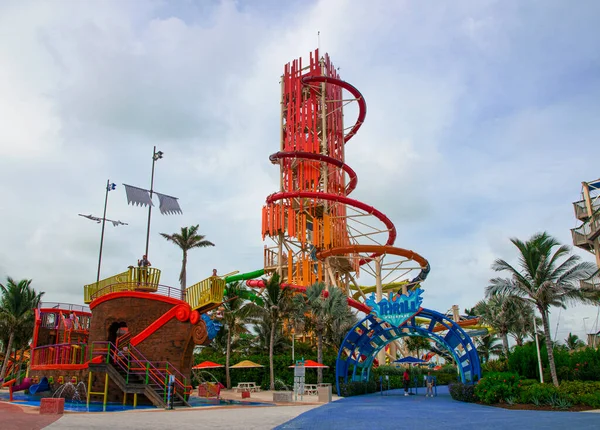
[[276, 386, 600, 430]]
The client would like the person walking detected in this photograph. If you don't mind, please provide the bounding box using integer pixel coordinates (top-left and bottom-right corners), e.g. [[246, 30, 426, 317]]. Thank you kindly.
[[403, 369, 410, 396]]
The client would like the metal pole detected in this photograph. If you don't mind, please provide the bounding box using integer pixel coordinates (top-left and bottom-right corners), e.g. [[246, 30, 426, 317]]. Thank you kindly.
[[96, 179, 110, 284], [533, 315, 544, 383], [292, 332, 295, 363], [144, 146, 157, 258]]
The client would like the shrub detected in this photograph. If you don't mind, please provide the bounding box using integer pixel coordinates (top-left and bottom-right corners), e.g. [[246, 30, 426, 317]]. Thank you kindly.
[[520, 379, 539, 387], [338, 380, 377, 397], [482, 359, 508, 373], [449, 382, 476, 403], [558, 380, 600, 398], [520, 383, 558, 404], [475, 372, 522, 404], [577, 393, 600, 408]]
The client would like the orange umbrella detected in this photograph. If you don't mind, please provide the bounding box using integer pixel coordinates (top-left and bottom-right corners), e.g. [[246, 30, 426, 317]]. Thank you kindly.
[[289, 359, 329, 368], [192, 361, 224, 369]]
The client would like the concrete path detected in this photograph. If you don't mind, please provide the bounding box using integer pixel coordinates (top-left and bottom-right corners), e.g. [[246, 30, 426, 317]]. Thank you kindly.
[[277, 386, 600, 430], [0, 401, 62, 430], [45, 405, 318, 429]]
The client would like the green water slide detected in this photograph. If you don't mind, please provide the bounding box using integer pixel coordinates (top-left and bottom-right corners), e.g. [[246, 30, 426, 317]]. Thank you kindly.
[[224, 269, 265, 306], [224, 269, 265, 283]]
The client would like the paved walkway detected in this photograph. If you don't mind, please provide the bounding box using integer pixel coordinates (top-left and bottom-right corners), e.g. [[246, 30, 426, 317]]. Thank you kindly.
[[277, 386, 600, 430], [44, 405, 318, 429], [0, 401, 62, 430]]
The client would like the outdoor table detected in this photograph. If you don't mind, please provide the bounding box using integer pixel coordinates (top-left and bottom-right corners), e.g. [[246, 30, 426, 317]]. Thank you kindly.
[[234, 382, 260, 392]]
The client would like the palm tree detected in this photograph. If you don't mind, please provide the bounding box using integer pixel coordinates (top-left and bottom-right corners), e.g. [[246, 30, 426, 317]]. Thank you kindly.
[[293, 283, 354, 383], [486, 232, 598, 386], [260, 273, 291, 390], [509, 304, 538, 347], [474, 294, 515, 357], [0, 278, 44, 380], [221, 282, 260, 388], [476, 334, 503, 363], [564, 332, 586, 351], [160, 225, 215, 299], [404, 336, 431, 360]]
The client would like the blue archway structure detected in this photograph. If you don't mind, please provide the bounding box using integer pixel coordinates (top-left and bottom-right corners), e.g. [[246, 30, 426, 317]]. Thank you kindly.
[[336, 308, 481, 394]]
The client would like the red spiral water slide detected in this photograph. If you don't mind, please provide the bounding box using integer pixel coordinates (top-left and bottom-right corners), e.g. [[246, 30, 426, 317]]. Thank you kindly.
[[254, 49, 430, 312]]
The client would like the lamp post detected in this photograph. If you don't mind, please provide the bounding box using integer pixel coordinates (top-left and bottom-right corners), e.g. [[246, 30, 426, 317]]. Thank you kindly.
[[96, 180, 117, 283], [144, 146, 163, 258]]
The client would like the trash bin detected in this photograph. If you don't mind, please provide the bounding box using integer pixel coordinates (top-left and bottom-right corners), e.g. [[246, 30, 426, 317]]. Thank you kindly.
[[317, 385, 332, 403]]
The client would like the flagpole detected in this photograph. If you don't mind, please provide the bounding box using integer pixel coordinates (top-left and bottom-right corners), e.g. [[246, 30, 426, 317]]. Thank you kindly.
[[145, 146, 162, 258], [97, 179, 111, 284]]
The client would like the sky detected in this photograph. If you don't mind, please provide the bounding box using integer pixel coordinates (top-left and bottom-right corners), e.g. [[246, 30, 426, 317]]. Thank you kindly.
[[1, 0, 600, 343]]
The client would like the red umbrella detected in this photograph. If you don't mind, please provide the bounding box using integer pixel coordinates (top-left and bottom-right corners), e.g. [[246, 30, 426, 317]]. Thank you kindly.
[[192, 361, 224, 369], [289, 359, 329, 368]]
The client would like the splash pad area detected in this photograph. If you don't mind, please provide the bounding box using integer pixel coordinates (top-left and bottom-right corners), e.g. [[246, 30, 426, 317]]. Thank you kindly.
[[0, 384, 273, 413]]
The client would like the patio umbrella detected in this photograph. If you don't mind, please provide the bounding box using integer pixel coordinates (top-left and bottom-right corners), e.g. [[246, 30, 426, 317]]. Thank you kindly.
[[288, 360, 329, 368], [192, 361, 224, 369], [230, 360, 264, 369], [394, 356, 428, 364]]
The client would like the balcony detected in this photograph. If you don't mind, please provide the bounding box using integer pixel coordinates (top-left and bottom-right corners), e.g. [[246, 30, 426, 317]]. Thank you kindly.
[[84, 267, 162, 304], [574, 196, 600, 219], [571, 221, 597, 252], [581, 270, 600, 290], [186, 276, 225, 313]]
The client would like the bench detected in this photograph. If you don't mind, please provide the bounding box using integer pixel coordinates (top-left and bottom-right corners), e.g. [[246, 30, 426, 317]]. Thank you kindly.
[[233, 382, 261, 393]]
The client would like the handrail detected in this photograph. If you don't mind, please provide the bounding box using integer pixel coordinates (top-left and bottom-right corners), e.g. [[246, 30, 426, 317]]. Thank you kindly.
[[127, 344, 191, 398], [31, 343, 88, 366], [39, 302, 90, 313], [88, 282, 183, 303], [84, 267, 162, 304], [186, 276, 226, 312], [90, 341, 191, 400]]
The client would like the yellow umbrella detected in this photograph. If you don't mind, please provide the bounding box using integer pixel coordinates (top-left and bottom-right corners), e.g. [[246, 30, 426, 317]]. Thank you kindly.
[[230, 360, 264, 369]]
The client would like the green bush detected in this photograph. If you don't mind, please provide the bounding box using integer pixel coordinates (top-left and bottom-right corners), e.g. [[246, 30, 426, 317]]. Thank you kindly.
[[449, 382, 476, 403], [373, 365, 459, 389], [558, 380, 600, 398], [520, 383, 558, 404], [577, 392, 600, 408], [520, 378, 539, 387], [338, 380, 377, 397], [482, 359, 508, 373], [508, 343, 600, 382], [475, 372, 522, 404]]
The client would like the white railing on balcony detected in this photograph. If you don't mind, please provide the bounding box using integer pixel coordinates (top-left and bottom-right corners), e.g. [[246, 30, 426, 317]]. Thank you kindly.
[[581, 270, 600, 290], [573, 199, 600, 220]]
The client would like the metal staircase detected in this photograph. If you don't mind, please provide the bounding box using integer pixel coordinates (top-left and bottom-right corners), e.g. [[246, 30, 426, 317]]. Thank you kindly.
[[89, 341, 191, 408]]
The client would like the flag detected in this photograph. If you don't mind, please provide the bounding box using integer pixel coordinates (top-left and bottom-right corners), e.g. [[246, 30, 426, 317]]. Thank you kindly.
[[123, 184, 154, 208], [155, 192, 183, 215]]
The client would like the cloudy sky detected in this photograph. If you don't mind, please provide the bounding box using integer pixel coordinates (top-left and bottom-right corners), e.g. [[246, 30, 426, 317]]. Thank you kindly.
[[1, 0, 599, 342]]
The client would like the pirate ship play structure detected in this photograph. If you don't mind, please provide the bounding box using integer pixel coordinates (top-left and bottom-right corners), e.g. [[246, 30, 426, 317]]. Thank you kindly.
[[27, 267, 224, 408]]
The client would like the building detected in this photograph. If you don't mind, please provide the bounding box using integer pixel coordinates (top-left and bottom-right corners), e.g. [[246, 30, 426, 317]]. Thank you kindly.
[[571, 178, 600, 290]]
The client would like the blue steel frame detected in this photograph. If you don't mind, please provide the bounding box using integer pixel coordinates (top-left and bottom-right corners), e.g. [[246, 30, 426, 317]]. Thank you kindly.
[[336, 308, 481, 394]]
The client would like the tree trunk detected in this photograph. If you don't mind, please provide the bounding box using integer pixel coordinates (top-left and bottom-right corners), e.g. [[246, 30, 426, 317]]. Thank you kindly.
[[269, 317, 275, 390], [540, 308, 559, 387], [0, 331, 14, 381], [226, 327, 231, 389], [501, 333, 509, 358], [16, 348, 25, 383], [180, 251, 187, 301], [317, 331, 323, 384]]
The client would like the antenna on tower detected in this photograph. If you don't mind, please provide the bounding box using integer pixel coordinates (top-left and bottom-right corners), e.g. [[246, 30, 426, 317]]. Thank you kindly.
[[318, 31, 321, 52]]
